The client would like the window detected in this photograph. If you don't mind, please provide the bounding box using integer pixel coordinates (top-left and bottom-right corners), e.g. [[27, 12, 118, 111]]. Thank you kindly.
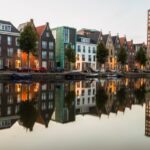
[[64, 28, 69, 43], [7, 107, 11, 115], [82, 98, 85, 104], [77, 45, 81, 52], [88, 55, 91, 61], [0, 47, 1, 56], [77, 54, 80, 61], [46, 32, 50, 37], [0, 59, 3, 69], [42, 61, 47, 68], [88, 47, 91, 53], [93, 55, 96, 62], [7, 48, 13, 57], [77, 98, 80, 105], [88, 89, 91, 95], [81, 90, 85, 96], [110, 57, 112, 63], [42, 41, 47, 49], [49, 42, 54, 49], [49, 92, 53, 99], [42, 84, 47, 91], [42, 93, 46, 100], [0, 24, 11, 32], [83, 46, 85, 52], [93, 47, 96, 53], [7, 36, 12, 45], [42, 51, 47, 59], [49, 52, 54, 59], [16, 37, 19, 46], [82, 55, 85, 61]]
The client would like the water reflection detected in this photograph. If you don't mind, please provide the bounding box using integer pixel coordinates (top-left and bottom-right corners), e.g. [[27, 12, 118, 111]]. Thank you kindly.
[[0, 79, 150, 137]]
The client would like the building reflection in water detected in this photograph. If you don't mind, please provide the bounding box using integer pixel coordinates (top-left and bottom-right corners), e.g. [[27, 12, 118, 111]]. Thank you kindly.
[[0, 78, 149, 136]]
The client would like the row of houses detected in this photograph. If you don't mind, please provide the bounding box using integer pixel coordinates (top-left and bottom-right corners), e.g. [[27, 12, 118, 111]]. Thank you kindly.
[[0, 19, 146, 71]]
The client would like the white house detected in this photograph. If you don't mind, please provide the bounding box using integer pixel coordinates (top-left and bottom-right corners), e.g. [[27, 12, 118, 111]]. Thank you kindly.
[[76, 35, 97, 71]]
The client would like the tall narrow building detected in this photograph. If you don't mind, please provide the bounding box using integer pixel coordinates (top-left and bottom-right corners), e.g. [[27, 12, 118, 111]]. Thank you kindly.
[[147, 9, 150, 69]]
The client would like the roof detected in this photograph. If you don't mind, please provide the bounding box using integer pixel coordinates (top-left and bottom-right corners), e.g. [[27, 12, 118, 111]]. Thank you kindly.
[[119, 37, 126, 47], [0, 20, 19, 33], [112, 36, 117, 45], [77, 34, 97, 44], [102, 34, 109, 45], [36, 25, 46, 37]]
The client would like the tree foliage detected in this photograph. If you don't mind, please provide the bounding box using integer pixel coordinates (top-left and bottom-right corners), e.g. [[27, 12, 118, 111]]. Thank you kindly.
[[135, 47, 147, 67], [19, 24, 37, 55], [117, 47, 128, 66], [65, 44, 76, 63], [96, 42, 109, 66]]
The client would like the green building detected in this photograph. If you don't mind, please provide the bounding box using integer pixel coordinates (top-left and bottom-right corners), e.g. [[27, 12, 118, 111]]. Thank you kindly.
[[52, 26, 76, 70]]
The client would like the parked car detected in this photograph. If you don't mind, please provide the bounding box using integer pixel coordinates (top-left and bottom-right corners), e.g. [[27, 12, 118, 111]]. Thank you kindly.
[[16, 67, 32, 72], [32, 67, 47, 73]]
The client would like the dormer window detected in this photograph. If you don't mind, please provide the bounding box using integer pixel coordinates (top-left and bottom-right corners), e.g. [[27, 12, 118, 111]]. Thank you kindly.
[[46, 32, 50, 38], [0, 24, 11, 32]]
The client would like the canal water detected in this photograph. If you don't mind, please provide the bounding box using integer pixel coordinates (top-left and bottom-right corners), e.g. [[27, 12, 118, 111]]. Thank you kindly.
[[0, 78, 150, 150]]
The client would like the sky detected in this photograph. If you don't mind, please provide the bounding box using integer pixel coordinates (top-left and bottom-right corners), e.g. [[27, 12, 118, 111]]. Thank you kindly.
[[0, 0, 150, 43]]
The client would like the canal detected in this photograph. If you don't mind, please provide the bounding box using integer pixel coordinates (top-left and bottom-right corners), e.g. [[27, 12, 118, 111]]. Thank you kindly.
[[0, 78, 150, 150]]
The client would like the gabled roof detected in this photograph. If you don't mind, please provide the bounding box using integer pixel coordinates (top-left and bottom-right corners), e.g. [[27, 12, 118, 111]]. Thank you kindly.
[[112, 36, 117, 45], [102, 34, 109, 45], [119, 37, 126, 47], [36, 25, 46, 37]]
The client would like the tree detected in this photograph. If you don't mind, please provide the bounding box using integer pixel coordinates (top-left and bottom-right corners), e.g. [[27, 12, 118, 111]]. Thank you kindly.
[[96, 42, 109, 70], [18, 24, 37, 69], [18, 101, 37, 131], [65, 44, 76, 70], [117, 47, 128, 71], [135, 47, 147, 69]]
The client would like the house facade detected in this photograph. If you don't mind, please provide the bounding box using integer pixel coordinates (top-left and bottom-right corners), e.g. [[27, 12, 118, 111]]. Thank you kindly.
[[0, 20, 20, 70], [112, 35, 121, 70], [127, 40, 135, 70], [52, 26, 76, 70], [119, 37, 129, 70], [18, 19, 38, 68], [76, 35, 97, 71], [36, 23, 55, 70], [98, 33, 116, 70]]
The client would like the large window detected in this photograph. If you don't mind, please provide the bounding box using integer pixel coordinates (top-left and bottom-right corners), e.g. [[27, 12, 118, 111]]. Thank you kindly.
[[7, 48, 13, 57], [88, 55, 91, 61], [64, 28, 69, 43], [49, 42, 54, 49], [42, 51, 47, 59], [7, 36, 12, 45], [93, 47, 96, 53], [49, 52, 54, 60], [42, 41, 47, 49]]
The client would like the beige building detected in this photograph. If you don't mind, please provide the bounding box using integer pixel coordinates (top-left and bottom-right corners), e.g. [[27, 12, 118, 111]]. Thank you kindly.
[[98, 33, 116, 70]]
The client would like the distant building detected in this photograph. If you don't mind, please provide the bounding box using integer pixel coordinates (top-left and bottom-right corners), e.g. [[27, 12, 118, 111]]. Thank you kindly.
[[75, 80, 96, 114], [147, 9, 150, 69], [36, 23, 55, 70], [52, 27, 76, 70], [101, 33, 115, 70], [76, 34, 97, 71], [112, 35, 121, 70], [127, 40, 135, 70], [0, 20, 20, 70]]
